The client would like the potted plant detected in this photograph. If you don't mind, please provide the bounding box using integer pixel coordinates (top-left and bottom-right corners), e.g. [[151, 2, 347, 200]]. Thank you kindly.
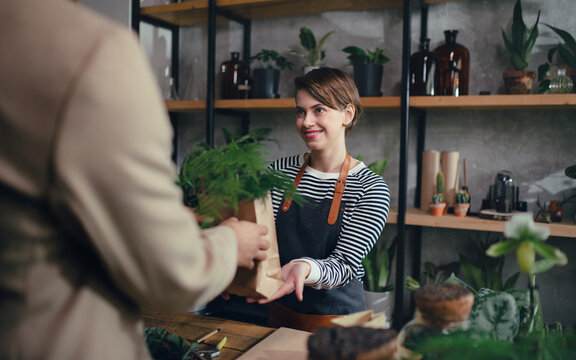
[[250, 49, 294, 99], [342, 46, 390, 97], [287, 26, 335, 74], [177, 128, 300, 228], [356, 156, 394, 323], [454, 189, 470, 217], [501, 0, 541, 94], [361, 239, 395, 325], [429, 171, 447, 216], [537, 24, 576, 94]]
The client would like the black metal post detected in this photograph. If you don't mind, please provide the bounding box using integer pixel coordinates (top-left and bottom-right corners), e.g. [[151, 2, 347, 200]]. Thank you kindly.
[[394, 0, 412, 331], [130, 0, 140, 33], [206, 0, 217, 147]]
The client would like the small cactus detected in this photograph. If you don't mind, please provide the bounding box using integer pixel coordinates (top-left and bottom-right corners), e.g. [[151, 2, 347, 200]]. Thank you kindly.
[[433, 171, 445, 203], [456, 190, 469, 204]]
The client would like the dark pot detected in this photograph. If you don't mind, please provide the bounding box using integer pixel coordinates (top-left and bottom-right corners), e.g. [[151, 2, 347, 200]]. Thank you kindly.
[[353, 64, 383, 97], [252, 68, 280, 99]]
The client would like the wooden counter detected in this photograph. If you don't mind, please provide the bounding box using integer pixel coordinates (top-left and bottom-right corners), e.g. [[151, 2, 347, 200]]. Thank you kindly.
[[143, 310, 276, 360]]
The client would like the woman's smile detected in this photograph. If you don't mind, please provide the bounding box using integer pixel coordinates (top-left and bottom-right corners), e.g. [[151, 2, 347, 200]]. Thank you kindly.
[[303, 129, 324, 139]]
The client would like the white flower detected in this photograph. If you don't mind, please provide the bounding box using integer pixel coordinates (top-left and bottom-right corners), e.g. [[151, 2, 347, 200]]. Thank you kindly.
[[504, 213, 550, 241]]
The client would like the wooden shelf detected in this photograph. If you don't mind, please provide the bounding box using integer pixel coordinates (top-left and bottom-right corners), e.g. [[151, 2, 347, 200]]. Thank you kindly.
[[141, 0, 398, 26], [166, 94, 576, 112], [410, 94, 576, 110], [140, 0, 463, 27], [386, 207, 576, 238]]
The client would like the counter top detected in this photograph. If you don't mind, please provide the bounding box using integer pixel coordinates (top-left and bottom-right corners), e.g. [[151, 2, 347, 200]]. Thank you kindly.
[[142, 310, 277, 359]]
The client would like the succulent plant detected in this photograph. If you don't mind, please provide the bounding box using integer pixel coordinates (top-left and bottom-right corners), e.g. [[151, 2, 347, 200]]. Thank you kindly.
[[501, 0, 541, 71]]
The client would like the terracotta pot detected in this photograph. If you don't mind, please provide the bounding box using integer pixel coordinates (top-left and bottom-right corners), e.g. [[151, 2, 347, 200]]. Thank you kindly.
[[430, 202, 446, 216], [454, 203, 470, 217], [503, 70, 536, 94]]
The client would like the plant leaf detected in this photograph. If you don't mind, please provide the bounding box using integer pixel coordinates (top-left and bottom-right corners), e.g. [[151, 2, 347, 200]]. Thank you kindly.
[[470, 291, 519, 342], [544, 23, 576, 57], [531, 240, 568, 265], [299, 27, 316, 52], [486, 240, 518, 257], [531, 258, 556, 274]]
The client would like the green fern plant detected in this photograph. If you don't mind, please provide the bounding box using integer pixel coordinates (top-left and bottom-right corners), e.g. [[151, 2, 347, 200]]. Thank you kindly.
[[177, 128, 301, 228]]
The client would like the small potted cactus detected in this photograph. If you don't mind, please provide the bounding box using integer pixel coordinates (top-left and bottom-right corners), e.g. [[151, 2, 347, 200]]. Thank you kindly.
[[429, 171, 447, 216], [454, 189, 470, 217]]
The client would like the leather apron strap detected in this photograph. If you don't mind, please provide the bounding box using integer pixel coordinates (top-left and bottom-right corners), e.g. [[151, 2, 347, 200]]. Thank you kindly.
[[282, 152, 351, 225]]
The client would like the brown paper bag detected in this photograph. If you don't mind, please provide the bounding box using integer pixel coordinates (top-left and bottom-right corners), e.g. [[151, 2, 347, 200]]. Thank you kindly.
[[225, 192, 284, 299], [330, 309, 388, 329]]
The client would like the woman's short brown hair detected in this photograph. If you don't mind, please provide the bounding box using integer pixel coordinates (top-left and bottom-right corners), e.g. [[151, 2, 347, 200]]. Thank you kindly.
[[294, 67, 363, 134]]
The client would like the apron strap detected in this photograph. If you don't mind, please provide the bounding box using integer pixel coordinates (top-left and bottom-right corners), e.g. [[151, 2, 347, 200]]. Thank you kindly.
[[328, 153, 351, 225], [282, 152, 351, 225]]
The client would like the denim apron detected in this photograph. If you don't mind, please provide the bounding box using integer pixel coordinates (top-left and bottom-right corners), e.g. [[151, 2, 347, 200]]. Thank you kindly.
[[271, 154, 366, 327]]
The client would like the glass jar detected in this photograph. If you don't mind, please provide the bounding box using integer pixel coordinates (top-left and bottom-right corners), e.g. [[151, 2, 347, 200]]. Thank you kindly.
[[397, 284, 474, 359], [220, 52, 250, 99], [410, 38, 438, 96], [548, 66, 574, 94], [434, 30, 470, 96]]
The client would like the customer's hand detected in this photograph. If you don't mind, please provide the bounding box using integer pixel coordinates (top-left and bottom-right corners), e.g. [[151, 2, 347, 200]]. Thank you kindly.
[[250, 261, 311, 304], [221, 217, 269, 270]]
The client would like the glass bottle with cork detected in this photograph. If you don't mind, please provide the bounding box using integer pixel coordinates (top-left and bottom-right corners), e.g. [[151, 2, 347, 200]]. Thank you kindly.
[[410, 38, 438, 96], [220, 52, 251, 99], [434, 30, 470, 96]]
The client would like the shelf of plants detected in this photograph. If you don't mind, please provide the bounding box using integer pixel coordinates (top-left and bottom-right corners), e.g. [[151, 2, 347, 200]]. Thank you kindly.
[[141, 0, 400, 26], [386, 207, 576, 238], [165, 94, 576, 112]]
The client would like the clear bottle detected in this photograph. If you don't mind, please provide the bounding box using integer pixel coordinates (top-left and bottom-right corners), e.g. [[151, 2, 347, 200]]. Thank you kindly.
[[220, 52, 249, 99], [397, 284, 474, 359], [548, 66, 574, 94], [410, 38, 438, 96], [434, 30, 470, 96]]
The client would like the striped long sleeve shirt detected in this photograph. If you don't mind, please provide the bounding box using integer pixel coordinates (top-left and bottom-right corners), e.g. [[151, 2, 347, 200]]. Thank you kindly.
[[270, 154, 390, 290]]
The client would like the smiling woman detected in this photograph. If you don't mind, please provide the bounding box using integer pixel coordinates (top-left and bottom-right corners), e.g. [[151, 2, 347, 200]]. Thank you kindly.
[[251, 67, 391, 332]]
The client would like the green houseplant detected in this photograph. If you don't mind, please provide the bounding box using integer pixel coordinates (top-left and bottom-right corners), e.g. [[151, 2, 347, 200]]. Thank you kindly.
[[401, 216, 572, 359], [250, 49, 294, 99], [357, 156, 394, 323], [287, 26, 335, 73], [342, 46, 390, 97], [177, 128, 300, 228], [501, 0, 541, 94], [537, 24, 576, 94]]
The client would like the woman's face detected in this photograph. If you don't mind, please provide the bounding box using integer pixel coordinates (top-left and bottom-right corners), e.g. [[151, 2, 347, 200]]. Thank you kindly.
[[295, 89, 353, 153]]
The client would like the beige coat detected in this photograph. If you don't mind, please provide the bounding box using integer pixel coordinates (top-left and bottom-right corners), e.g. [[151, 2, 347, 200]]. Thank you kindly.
[[0, 0, 239, 358]]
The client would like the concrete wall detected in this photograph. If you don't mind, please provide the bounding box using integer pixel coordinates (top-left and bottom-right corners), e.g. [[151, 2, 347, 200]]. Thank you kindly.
[[132, 0, 576, 325]]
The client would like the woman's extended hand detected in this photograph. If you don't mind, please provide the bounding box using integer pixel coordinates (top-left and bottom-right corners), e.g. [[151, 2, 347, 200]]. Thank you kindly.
[[247, 261, 311, 304]]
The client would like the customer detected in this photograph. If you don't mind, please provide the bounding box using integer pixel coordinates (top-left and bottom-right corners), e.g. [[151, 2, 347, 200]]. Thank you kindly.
[[253, 68, 390, 331], [0, 0, 269, 359]]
